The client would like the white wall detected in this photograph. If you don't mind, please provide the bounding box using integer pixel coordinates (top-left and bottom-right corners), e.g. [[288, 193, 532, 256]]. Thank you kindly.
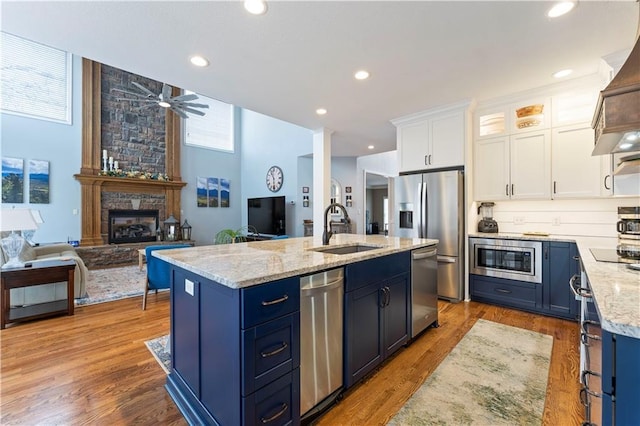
[[471, 197, 640, 238], [0, 56, 83, 244], [239, 109, 314, 237]]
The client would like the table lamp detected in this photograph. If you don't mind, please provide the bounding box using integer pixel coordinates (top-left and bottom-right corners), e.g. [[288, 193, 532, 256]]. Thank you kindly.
[[1, 208, 39, 268], [21, 209, 44, 246]]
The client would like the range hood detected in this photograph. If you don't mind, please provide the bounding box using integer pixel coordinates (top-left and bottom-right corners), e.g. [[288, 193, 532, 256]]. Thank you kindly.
[[592, 22, 640, 156]]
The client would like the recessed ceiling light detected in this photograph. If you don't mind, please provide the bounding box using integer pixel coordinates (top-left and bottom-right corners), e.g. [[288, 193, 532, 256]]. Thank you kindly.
[[244, 0, 268, 15], [547, 1, 575, 18], [190, 55, 209, 67], [355, 70, 370, 80], [624, 132, 639, 142], [553, 69, 573, 79], [367, 145, 375, 150], [619, 142, 633, 150], [316, 108, 327, 115]]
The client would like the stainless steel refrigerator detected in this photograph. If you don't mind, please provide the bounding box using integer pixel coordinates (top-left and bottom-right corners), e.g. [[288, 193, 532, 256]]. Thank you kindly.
[[395, 169, 465, 303]]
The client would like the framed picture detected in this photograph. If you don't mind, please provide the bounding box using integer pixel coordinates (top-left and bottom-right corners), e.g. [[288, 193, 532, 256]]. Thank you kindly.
[[345, 186, 352, 193], [302, 186, 309, 193], [220, 178, 230, 208], [2, 157, 24, 203], [196, 177, 207, 207], [29, 159, 50, 204], [207, 177, 219, 207]]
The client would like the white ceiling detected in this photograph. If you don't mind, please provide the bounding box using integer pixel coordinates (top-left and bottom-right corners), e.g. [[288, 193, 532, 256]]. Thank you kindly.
[[2, 1, 638, 157]]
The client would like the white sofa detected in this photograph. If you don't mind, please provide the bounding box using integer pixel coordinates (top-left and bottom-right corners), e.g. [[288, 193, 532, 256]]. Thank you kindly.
[[1, 242, 88, 306]]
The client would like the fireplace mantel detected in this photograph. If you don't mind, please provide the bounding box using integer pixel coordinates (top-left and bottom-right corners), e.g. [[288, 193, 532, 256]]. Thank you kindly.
[[77, 59, 185, 246]]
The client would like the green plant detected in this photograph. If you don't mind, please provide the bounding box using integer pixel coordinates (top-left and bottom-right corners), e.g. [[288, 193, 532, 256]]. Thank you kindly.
[[214, 226, 257, 244]]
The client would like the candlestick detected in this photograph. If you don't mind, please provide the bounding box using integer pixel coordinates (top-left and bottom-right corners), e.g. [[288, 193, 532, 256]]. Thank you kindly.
[[102, 158, 108, 172], [114, 160, 119, 170], [102, 149, 107, 160], [108, 156, 113, 164]]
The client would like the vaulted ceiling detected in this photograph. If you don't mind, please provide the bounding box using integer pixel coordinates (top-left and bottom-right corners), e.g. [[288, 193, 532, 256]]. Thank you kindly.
[[2, 1, 638, 156]]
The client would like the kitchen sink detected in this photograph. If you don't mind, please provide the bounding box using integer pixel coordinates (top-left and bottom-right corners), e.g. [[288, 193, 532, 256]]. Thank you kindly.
[[309, 243, 384, 255]]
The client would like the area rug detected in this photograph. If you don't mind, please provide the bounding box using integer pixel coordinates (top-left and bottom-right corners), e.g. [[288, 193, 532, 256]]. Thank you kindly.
[[145, 334, 171, 374], [388, 319, 553, 425], [75, 265, 150, 306]]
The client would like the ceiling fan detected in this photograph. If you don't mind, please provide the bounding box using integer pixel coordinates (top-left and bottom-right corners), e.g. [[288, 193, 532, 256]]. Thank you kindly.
[[112, 82, 209, 119]]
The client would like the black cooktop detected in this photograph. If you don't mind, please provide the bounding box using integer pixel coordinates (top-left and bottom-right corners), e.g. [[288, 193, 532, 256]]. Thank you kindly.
[[590, 248, 639, 264]]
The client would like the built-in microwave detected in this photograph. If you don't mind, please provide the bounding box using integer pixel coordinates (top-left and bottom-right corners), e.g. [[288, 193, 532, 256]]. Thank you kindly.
[[470, 238, 542, 284]]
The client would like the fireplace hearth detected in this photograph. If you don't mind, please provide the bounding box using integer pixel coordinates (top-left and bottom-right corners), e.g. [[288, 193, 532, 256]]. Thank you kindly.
[[108, 210, 159, 244]]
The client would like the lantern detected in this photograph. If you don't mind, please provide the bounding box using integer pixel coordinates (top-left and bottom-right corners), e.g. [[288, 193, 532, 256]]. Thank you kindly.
[[181, 220, 192, 241], [164, 214, 180, 241]]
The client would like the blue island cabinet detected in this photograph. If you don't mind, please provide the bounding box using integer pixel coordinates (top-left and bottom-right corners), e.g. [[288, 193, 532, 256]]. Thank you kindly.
[[344, 252, 410, 389], [166, 265, 301, 425], [601, 330, 640, 426]]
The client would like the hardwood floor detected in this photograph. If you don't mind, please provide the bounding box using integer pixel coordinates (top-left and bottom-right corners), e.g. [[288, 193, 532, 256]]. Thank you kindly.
[[0, 296, 582, 425]]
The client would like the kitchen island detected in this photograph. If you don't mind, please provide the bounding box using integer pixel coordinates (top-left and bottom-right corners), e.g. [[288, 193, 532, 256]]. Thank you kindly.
[[153, 234, 437, 425]]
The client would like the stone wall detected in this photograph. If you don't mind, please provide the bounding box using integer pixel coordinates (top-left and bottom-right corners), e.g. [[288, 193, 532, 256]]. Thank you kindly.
[[76, 240, 194, 270], [101, 64, 167, 174]]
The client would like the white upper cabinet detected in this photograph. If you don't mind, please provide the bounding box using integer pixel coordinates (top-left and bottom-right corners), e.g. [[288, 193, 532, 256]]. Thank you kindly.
[[394, 103, 467, 173], [474, 131, 551, 201], [551, 123, 605, 199], [551, 89, 599, 127], [510, 97, 551, 134]]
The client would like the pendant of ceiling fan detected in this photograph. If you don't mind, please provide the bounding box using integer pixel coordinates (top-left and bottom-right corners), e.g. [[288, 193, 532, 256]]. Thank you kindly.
[[112, 81, 209, 118]]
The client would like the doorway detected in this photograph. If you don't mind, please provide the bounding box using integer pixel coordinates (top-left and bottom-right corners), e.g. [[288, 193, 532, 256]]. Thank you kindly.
[[364, 171, 390, 235]]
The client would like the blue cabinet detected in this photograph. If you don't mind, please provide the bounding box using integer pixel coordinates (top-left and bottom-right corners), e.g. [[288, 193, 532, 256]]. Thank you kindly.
[[470, 240, 578, 321], [600, 330, 640, 426], [545, 242, 579, 320], [344, 252, 410, 388], [167, 267, 300, 426]]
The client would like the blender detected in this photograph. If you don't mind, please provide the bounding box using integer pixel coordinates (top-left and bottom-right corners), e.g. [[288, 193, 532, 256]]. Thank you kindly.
[[477, 202, 498, 233]]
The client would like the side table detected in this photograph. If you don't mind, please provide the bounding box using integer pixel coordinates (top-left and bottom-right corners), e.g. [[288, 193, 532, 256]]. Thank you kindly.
[[1, 259, 76, 329]]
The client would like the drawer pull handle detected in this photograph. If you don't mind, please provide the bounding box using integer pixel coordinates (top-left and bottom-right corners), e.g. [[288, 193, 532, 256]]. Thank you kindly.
[[261, 342, 288, 358], [495, 288, 512, 294], [261, 403, 288, 423], [261, 294, 288, 306]]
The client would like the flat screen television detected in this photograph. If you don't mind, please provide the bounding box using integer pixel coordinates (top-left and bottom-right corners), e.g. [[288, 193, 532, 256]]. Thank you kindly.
[[247, 196, 286, 236]]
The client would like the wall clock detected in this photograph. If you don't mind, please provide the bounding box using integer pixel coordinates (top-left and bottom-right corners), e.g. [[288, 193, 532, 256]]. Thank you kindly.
[[266, 165, 284, 192]]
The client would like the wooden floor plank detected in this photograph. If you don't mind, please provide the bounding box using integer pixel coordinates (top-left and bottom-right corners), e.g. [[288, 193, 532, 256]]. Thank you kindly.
[[1, 295, 581, 425]]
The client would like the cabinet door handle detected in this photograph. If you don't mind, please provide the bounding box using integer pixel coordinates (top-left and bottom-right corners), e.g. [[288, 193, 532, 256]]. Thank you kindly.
[[506, 184, 509, 196], [385, 286, 391, 306], [261, 403, 288, 424], [573, 256, 580, 261], [261, 294, 288, 306], [511, 184, 514, 196], [428, 155, 432, 165], [379, 288, 386, 308], [604, 174, 611, 190], [553, 181, 557, 194], [261, 342, 288, 358], [424, 155, 428, 165], [495, 288, 512, 294]]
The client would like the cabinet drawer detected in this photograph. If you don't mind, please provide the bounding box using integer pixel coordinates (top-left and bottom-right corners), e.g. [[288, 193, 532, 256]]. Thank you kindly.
[[242, 313, 300, 396], [345, 252, 410, 292], [470, 274, 541, 310], [243, 370, 300, 426], [242, 278, 299, 329]]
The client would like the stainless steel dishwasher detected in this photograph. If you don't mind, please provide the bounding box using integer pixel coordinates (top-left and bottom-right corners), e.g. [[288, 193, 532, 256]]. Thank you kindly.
[[300, 268, 344, 420], [411, 246, 439, 338]]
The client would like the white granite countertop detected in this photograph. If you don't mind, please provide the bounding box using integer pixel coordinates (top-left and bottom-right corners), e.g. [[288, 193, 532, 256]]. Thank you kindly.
[[469, 232, 640, 339], [153, 234, 437, 289]]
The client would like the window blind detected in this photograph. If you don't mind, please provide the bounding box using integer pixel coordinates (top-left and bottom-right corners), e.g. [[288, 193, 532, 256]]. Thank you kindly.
[[0, 32, 72, 124], [184, 93, 234, 153]]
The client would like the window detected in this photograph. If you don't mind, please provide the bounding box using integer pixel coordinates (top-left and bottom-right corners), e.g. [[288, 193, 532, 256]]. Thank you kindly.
[[0, 32, 72, 124], [184, 93, 234, 153]]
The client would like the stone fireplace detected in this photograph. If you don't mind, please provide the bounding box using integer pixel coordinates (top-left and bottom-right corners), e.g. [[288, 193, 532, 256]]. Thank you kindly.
[[74, 59, 186, 246]]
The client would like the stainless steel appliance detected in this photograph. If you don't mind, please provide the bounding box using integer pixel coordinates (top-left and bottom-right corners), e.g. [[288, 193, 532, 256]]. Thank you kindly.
[[469, 238, 542, 284], [299, 268, 344, 421], [477, 202, 498, 233], [410, 246, 438, 338], [395, 169, 464, 302], [617, 206, 640, 242]]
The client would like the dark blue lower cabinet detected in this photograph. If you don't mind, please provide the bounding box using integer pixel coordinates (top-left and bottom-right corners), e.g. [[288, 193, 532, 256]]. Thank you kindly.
[[601, 330, 640, 426], [546, 242, 579, 320], [344, 272, 409, 389], [243, 370, 300, 426], [168, 266, 301, 426], [469, 274, 542, 313]]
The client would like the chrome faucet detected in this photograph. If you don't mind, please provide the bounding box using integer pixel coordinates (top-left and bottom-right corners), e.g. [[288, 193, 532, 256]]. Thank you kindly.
[[323, 202, 351, 245]]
